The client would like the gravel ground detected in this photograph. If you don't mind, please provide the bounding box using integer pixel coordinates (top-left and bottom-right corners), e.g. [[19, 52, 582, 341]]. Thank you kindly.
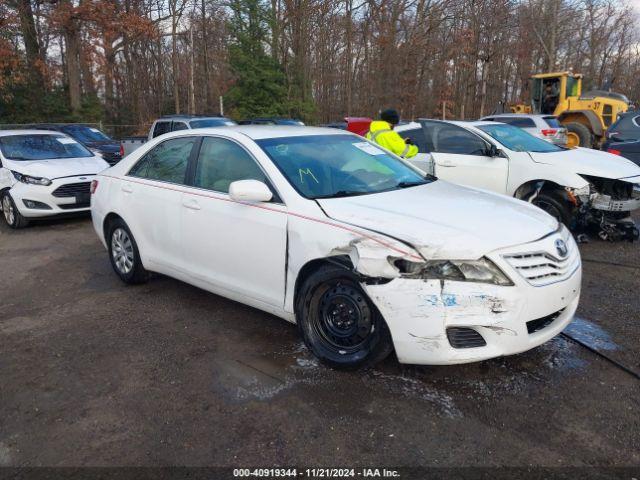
[[0, 216, 638, 473]]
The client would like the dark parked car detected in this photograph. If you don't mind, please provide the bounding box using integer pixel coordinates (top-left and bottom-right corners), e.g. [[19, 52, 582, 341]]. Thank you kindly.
[[29, 124, 122, 165], [238, 117, 305, 126], [602, 111, 640, 165]]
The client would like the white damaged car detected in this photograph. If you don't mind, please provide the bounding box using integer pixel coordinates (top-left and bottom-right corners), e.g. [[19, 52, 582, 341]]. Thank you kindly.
[[91, 126, 581, 368], [398, 120, 640, 240]]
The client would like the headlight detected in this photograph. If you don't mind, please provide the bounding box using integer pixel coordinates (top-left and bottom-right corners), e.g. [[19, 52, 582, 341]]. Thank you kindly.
[[11, 171, 52, 186], [394, 257, 513, 286]]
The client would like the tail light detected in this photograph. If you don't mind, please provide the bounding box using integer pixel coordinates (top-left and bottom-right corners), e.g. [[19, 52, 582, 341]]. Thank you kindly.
[[607, 148, 622, 156], [541, 129, 557, 136], [90, 179, 99, 194], [119, 144, 124, 157]]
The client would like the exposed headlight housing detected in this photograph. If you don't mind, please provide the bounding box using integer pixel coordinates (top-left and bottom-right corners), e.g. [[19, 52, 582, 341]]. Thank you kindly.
[[394, 257, 513, 286], [11, 171, 52, 186]]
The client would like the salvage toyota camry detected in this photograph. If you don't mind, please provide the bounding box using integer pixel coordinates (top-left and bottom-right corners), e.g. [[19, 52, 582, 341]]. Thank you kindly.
[[91, 126, 581, 368]]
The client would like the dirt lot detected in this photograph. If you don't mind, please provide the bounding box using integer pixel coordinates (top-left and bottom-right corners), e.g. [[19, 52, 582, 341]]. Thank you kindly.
[[0, 216, 638, 473]]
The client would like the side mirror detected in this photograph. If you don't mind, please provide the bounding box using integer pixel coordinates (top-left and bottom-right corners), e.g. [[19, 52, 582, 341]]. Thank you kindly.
[[228, 179, 273, 203], [487, 144, 506, 158]]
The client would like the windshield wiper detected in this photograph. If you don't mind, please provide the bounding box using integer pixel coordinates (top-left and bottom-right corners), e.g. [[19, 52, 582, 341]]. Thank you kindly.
[[396, 180, 427, 188], [314, 190, 369, 199]]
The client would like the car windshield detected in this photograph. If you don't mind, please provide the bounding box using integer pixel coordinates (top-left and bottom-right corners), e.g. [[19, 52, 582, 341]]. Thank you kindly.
[[190, 118, 237, 128], [477, 123, 562, 153], [62, 125, 112, 143], [256, 134, 430, 199], [0, 134, 94, 160]]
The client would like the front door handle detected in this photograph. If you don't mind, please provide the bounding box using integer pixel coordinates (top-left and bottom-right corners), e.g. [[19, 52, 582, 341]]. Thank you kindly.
[[438, 160, 456, 167], [121, 184, 133, 193], [182, 199, 201, 210]]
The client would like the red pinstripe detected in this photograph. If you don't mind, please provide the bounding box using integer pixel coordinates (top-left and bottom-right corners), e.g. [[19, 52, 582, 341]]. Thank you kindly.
[[98, 174, 423, 260]]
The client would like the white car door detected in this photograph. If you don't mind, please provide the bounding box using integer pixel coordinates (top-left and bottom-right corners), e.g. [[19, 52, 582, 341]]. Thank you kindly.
[[123, 136, 199, 270], [421, 121, 509, 194], [180, 135, 287, 307]]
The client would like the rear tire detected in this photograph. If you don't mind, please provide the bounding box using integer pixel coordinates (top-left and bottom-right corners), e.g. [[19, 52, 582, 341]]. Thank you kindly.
[[1, 191, 29, 229], [565, 122, 592, 148], [532, 190, 574, 227], [107, 218, 149, 284], [296, 264, 393, 369]]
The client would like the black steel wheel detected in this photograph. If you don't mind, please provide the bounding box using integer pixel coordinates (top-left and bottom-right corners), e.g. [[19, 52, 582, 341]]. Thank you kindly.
[[296, 264, 392, 369]]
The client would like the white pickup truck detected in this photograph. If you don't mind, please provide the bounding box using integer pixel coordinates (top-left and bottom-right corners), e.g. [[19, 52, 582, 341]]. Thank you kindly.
[[120, 115, 236, 157], [396, 120, 640, 240]]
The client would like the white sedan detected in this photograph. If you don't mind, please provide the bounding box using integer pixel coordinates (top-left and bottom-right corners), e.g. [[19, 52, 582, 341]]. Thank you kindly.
[[0, 130, 110, 228], [91, 126, 581, 368]]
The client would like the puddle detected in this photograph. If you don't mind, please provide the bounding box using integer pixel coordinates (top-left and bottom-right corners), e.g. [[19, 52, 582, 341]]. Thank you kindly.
[[563, 317, 619, 351]]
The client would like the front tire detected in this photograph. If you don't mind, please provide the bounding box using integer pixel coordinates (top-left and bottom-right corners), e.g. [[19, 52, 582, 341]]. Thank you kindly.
[[532, 190, 574, 227], [565, 122, 592, 148], [1, 191, 29, 229], [107, 219, 149, 284], [296, 265, 393, 369]]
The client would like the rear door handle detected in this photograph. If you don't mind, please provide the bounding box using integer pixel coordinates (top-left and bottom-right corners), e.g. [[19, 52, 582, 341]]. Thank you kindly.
[[439, 160, 456, 167], [182, 199, 201, 210]]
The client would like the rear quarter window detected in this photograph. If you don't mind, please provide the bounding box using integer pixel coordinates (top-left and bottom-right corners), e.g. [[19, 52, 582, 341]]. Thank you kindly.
[[542, 117, 561, 128]]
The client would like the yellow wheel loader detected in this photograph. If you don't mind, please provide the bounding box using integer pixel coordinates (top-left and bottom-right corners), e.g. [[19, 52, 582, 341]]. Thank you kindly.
[[511, 72, 630, 148]]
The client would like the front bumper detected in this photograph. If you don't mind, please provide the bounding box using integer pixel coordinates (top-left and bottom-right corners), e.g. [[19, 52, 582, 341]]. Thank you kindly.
[[10, 175, 95, 218], [364, 229, 581, 365]]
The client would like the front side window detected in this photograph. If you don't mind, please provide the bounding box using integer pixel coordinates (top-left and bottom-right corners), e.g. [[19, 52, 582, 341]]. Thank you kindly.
[[421, 122, 488, 155], [477, 124, 562, 153], [0, 134, 94, 160], [129, 137, 196, 183], [194, 137, 267, 193], [152, 122, 171, 138], [401, 128, 427, 152], [256, 134, 429, 199]]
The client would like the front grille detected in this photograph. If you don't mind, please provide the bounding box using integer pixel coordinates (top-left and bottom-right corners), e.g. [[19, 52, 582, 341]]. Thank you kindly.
[[446, 327, 486, 349], [526, 309, 564, 334], [101, 152, 121, 166], [503, 234, 580, 287], [52, 182, 91, 198]]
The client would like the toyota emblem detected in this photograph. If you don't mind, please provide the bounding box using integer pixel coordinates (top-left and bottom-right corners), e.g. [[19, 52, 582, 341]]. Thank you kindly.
[[555, 239, 568, 258]]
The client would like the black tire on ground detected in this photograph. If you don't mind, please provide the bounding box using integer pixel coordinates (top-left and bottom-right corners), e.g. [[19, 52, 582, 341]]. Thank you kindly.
[[1, 190, 29, 229], [565, 122, 593, 147], [107, 218, 149, 284], [296, 264, 393, 369], [532, 190, 575, 228]]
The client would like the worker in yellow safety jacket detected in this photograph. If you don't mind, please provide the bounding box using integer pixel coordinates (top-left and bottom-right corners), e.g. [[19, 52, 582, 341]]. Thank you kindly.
[[366, 109, 418, 159]]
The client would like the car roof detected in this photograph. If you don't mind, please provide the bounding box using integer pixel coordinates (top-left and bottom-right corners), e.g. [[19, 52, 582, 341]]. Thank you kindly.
[[0, 129, 68, 137], [482, 113, 553, 119], [159, 115, 229, 120], [177, 125, 357, 140]]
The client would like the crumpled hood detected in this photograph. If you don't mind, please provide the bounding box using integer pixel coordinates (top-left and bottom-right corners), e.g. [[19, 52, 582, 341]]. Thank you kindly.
[[529, 147, 640, 180], [317, 181, 558, 260], [10, 156, 109, 179]]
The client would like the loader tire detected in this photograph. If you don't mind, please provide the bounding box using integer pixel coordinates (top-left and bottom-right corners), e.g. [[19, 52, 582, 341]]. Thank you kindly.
[[565, 122, 592, 148]]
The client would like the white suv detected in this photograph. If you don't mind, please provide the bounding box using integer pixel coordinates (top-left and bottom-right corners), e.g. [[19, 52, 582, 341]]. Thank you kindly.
[[0, 130, 109, 228], [480, 114, 568, 146]]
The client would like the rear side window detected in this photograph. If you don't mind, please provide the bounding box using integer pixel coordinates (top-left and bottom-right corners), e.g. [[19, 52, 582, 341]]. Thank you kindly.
[[152, 121, 171, 138], [422, 122, 488, 155], [498, 117, 536, 128], [542, 116, 561, 128], [129, 137, 196, 184], [194, 137, 267, 193], [401, 128, 427, 152], [172, 121, 189, 132]]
